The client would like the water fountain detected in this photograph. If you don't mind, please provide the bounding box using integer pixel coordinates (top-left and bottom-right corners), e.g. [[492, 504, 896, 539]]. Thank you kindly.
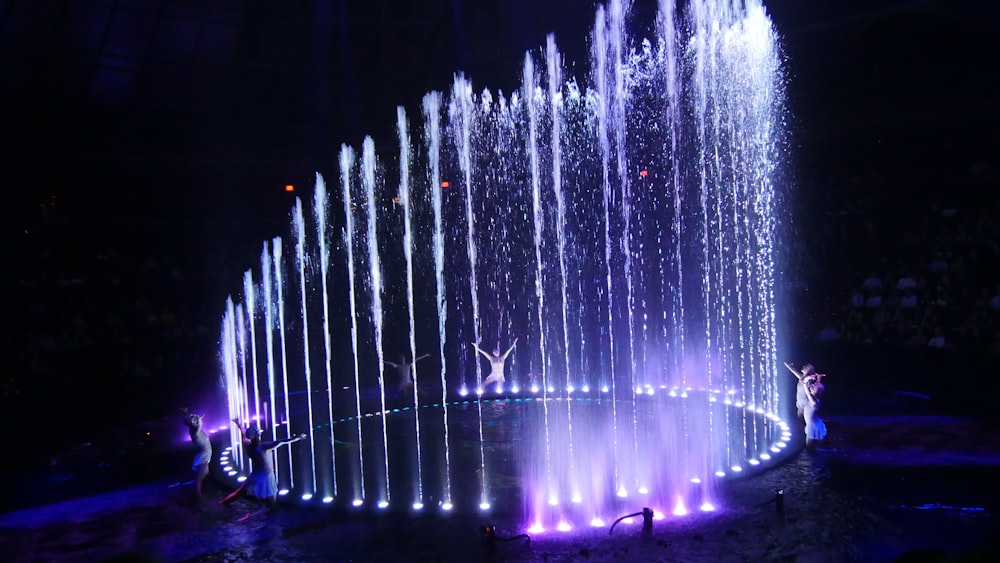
[[217, 0, 792, 533]]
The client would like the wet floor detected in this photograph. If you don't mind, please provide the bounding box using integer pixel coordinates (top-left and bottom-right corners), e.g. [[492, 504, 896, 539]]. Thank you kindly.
[[2, 415, 999, 562]]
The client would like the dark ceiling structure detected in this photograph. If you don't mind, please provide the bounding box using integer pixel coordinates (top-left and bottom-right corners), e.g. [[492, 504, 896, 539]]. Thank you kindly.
[[1, 0, 996, 241]]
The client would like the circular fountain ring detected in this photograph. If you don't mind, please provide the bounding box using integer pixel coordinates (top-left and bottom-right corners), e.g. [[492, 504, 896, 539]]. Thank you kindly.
[[216, 388, 793, 531]]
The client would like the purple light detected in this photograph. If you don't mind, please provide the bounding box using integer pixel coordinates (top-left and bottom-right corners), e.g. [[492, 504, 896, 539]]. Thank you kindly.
[[556, 522, 572, 532]]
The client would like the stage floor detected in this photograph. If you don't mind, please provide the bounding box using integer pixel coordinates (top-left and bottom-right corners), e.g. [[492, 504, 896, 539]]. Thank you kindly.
[[2, 415, 999, 562]]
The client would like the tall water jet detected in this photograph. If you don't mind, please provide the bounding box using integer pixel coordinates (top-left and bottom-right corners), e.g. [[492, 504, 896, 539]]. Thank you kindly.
[[361, 137, 392, 505], [396, 106, 426, 507], [339, 145, 366, 503], [422, 91, 454, 509], [292, 198, 318, 496], [312, 174, 338, 498], [218, 0, 790, 531], [449, 76, 483, 393]]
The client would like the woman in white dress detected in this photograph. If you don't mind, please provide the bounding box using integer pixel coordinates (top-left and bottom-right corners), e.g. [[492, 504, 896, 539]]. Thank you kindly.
[[784, 362, 814, 420], [801, 375, 827, 450], [220, 418, 307, 512], [180, 408, 212, 497]]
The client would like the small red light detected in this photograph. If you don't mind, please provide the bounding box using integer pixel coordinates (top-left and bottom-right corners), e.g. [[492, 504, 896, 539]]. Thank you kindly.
[[441, 181, 450, 188], [285, 184, 295, 192], [639, 170, 648, 178]]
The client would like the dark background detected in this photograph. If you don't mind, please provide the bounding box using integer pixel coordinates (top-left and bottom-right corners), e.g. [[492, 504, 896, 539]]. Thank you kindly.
[[2, 0, 998, 463]]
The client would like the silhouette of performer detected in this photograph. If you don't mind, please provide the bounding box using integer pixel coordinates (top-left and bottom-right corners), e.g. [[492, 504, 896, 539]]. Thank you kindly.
[[386, 353, 430, 392]]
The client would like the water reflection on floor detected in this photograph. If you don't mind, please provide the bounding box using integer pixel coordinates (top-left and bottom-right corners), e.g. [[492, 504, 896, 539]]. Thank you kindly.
[[1, 416, 998, 562]]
